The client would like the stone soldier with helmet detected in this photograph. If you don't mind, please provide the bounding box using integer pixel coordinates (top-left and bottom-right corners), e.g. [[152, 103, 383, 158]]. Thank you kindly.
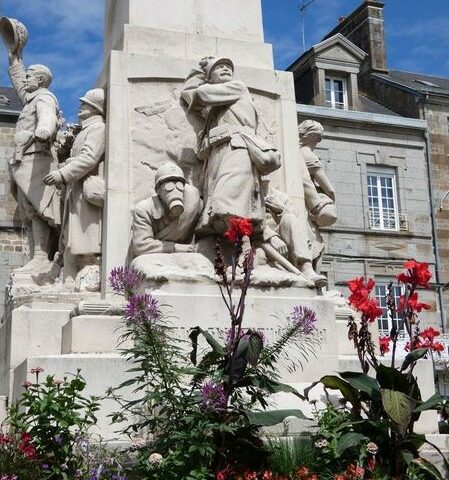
[[132, 162, 202, 256], [1, 17, 61, 273], [44, 88, 106, 289]]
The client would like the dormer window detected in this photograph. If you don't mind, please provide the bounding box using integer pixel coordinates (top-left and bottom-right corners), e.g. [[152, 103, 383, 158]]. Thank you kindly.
[[325, 76, 348, 109]]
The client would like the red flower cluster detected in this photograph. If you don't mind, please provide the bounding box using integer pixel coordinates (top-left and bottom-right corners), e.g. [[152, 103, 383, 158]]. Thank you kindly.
[[333, 464, 365, 480], [398, 292, 431, 313], [295, 466, 318, 480], [397, 260, 432, 288], [347, 277, 383, 322], [405, 327, 445, 353], [379, 336, 391, 355], [18, 432, 36, 459], [0, 433, 12, 445], [223, 217, 253, 243]]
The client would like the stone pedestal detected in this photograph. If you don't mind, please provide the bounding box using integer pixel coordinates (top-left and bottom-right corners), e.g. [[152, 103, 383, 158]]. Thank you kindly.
[[0, 0, 441, 444]]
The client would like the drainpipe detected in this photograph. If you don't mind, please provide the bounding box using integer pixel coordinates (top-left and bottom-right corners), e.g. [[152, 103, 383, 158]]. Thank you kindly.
[[420, 95, 446, 332]]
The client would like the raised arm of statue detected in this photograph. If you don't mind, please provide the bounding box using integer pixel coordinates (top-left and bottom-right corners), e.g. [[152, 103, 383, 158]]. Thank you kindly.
[[59, 122, 105, 183], [8, 55, 27, 105], [193, 80, 244, 108]]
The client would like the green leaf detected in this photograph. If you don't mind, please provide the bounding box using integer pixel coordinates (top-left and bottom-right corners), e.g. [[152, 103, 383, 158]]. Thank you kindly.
[[414, 393, 444, 413], [381, 388, 416, 435], [245, 409, 310, 426], [339, 371, 380, 397], [377, 364, 421, 400], [411, 457, 444, 480], [305, 375, 360, 410], [401, 348, 429, 371], [189, 327, 225, 365], [336, 432, 367, 457], [246, 332, 263, 367]]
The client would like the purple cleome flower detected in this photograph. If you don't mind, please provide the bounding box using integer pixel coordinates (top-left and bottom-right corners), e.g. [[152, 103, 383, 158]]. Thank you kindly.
[[289, 305, 317, 335], [125, 293, 160, 325], [200, 382, 227, 410], [109, 266, 143, 297]]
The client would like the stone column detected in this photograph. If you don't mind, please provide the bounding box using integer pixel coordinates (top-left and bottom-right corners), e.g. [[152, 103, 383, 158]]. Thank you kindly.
[[101, 0, 307, 294]]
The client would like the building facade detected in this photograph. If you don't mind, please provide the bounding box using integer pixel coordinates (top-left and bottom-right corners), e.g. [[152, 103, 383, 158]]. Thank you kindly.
[[287, 17, 445, 362], [0, 88, 23, 318], [317, 0, 449, 330]]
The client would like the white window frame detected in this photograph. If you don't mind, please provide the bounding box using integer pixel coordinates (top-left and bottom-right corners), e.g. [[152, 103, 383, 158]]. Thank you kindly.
[[325, 75, 348, 110], [375, 281, 404, 337], [367, 172, 400, 231]]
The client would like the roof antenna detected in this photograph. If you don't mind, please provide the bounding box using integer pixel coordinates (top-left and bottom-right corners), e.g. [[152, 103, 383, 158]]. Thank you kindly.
[[299, 0, 316, 53]]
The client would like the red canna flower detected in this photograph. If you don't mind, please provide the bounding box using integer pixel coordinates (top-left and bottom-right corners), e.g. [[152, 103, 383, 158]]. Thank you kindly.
[[398, 292, 431, 313], [260, 471, 273, 480], [334, 476, 345, 480], [379, 336, 391, 355], [359, 297, 383, 323], [397, 260, 432, 288], [432, 342, 445, 352], [223, 217, 253, 243], [366, 456, 376, 471], [420, 326, 440, 342]]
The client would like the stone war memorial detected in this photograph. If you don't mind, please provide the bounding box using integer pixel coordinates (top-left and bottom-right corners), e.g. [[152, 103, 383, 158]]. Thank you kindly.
[[0, 1, 447, 479]]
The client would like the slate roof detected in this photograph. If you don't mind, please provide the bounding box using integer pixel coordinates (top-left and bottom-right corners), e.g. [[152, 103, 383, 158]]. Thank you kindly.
[[0, 87, 21, 115], [374, 70, 449, 96], [358, 93, 400, 116]]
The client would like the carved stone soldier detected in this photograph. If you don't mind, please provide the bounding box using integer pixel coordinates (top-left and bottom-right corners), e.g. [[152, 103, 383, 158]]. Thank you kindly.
[[298, 120, 337, 272], [181, 56, 281, 236], [2, 18, 61, 272], [44, 88, 105, 290], [132, 163, 202, 256]]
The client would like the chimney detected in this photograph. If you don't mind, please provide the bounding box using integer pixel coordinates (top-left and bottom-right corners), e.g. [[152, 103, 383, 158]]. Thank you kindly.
[[324, 1, 388, 74]]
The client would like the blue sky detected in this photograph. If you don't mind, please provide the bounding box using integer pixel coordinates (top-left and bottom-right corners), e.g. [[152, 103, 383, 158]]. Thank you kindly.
[[0, 0, 447, 121]]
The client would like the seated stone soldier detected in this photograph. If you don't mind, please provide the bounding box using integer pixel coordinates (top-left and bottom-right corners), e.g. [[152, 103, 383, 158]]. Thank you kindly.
[[132, 163, 202, 256]]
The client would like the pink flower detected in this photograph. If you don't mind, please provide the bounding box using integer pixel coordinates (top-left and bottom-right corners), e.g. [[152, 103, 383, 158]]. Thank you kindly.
[[21, 381, 32, 389], [30, 367, 44, 374]]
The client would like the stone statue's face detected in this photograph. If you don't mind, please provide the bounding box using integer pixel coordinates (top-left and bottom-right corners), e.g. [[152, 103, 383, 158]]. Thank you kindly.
[[303, 132, 322, 147], [78, 102, 98, 121], [158, 180, 185, 217], [25, 69, 42, 93], [209, 63, 233, 84]]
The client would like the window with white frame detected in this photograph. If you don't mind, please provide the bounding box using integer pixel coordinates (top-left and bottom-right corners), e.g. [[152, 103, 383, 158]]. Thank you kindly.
[[325, 76, 348, 109], [375, 281, 403, 336], [367, 172, 399, 230]]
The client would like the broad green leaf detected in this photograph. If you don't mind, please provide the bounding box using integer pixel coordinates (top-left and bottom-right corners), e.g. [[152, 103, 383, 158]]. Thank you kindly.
[[411, 457, 444, 480], [381, 388, 416, 435], [246, 409, 310, 426], [414, 393, 444, 413], [251, 376, 304, 399], [339, 371, 380, 396], [189, 326, 225, 365], [377, 364, 421, 400], [306, 375, 360, 409], [336, 432, 366, 457], [246, 332, 263, 367], [401, 348, 429, 372]]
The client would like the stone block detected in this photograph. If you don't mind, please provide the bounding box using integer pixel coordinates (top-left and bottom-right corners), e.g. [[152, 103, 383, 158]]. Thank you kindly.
[[61, 315, 127, 354], [13, 354, 132, 441]]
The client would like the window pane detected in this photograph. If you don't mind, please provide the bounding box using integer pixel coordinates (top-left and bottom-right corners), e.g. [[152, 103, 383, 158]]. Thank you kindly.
[[375, 283, 403, 335], [367, 173, 398, 230]]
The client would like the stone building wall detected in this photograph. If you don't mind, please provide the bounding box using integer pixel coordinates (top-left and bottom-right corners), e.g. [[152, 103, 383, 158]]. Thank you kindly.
[[0, 119, 25, 319], [297, 110, 440, 330]]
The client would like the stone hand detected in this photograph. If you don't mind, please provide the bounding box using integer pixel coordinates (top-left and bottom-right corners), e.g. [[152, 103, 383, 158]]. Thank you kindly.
[[270, 236, 288, 256], [35, 128, 51, 142], [44, 171, 63, 187], [174, 243, 196, 253]]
